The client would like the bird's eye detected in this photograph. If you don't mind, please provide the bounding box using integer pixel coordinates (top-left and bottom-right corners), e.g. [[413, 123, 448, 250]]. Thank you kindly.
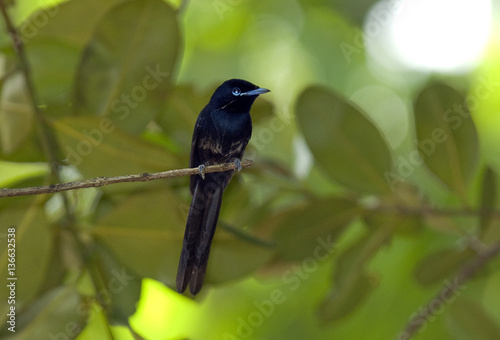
[[232, 87, 242, 96]]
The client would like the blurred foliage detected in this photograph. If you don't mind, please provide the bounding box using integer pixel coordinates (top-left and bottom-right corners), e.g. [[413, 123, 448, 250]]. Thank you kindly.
[[1, 0, 500, 339]]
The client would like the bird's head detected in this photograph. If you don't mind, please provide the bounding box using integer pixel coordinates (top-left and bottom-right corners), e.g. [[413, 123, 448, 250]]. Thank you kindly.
[[210, 79, 270, 113]]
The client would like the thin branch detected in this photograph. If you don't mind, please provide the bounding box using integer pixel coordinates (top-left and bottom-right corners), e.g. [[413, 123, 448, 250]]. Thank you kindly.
[[398, 240, 500, 339], [0, 160, 254, 197]]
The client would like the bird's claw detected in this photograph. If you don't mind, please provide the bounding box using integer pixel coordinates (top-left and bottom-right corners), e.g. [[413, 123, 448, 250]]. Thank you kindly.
[[198, 164, 206, 180], [232, 158, 242, 172]]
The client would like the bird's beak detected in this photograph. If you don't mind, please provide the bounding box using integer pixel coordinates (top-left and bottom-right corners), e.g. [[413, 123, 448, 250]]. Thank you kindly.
[[241, 88, 270, 96]]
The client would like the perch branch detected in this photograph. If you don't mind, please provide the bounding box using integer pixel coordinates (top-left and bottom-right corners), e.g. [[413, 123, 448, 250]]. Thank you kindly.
[[0, 160, 254, 197]]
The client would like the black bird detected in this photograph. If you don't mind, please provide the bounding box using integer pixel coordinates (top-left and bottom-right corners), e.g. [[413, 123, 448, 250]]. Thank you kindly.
[[176, 79, 270, 295]]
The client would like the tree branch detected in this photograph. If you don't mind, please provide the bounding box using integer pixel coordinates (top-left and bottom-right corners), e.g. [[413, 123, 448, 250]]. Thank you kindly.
[[0, 160, 254, 197], [398, 240, 500, 339]]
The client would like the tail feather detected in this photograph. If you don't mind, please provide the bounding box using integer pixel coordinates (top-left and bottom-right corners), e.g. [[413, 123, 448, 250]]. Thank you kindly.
[[188, 185, 223, 295], [176, 182, 204, 293], [176, 175, 225, 295]]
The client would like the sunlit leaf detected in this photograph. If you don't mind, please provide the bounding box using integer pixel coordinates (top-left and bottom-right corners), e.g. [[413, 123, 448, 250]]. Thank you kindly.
[[414, 83, 479, 199], [0, 162, 48, 189], [74, 0, 179, 133], [468, 44, 500, 176], [447, 298, 500, 340], [414, 248, 474, 286], [296, 85, 393, 195]]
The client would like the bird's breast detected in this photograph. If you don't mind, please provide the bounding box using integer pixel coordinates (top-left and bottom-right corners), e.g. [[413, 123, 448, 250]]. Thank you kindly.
[[198, 111, 251, 161]]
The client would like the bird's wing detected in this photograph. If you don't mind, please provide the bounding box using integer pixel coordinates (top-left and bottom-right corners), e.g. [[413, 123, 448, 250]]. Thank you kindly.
[[189, 113, 206, 194]]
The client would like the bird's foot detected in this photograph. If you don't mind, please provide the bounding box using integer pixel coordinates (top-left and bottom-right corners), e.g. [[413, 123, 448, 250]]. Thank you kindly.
[[198, 164, 206, 180], [232, 158, 242, 172]]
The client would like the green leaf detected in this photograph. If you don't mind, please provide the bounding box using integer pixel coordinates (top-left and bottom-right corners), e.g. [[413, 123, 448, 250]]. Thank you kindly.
[[0, 201, 53, 308], [26, 39, 80, 107], [0, 73, 36, 158], [207, 234, 274, 285], [156, 84, 210, 152], [93, 189, 273, 289], [370, 183, 424, 235], [414, 83, 479, 199], [93, 189, 184, 288], [414, 248, 474, 286], [319, 217, 394, 323], [19, 0, 133, 115], [0, 162, 48, 188], [296, 85, 393, 195], [447, 298, 500, 340], [2, 286, 85, 338], [318, 232, 383, 323], [74, 0, 180, 133], [54, 116, 180, 192], [23, 0, 128, 46], [93, 246, 143, 325], [270, 198, 360, 261]]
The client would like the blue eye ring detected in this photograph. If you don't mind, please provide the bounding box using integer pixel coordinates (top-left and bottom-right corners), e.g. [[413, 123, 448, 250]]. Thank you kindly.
[[232, 87, 242, 96]]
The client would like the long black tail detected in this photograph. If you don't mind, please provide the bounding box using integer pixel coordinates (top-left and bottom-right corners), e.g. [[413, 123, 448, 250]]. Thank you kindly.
[[176, 177, 224, 295]]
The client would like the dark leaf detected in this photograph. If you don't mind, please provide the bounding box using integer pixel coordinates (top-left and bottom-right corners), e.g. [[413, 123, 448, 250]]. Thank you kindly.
[[0, 73, 37, 159], [54, 116, 179, 193], [1, 286, 85, 339], [94, 246, 142, 325], [74, 0, 180, 133], [296, 85, 393, 195], [0, 201, 53, 307], [479, 167, 497, 232], [414, 248, 474, 286], [270, 198, 360, 261], [92, 189, 184, 288], [26, 39, 80, 108], [21, 0, 128, 46], [318, 230, 388, 323], [447, 297, 500, 340], [414, 83, 479, 199], [93, 189, 273, 289]]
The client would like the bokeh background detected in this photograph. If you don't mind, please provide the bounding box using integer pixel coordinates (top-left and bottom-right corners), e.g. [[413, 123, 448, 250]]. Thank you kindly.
[[1, 0, 500, 339]]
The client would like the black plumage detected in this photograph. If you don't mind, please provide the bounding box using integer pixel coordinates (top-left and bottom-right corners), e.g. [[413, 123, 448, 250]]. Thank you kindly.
[[176, 79, 270, 295]]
